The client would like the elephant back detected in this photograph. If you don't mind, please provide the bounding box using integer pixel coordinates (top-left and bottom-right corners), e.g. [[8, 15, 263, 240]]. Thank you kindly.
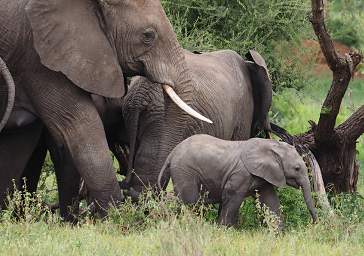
[[0, 57, 15, 132]]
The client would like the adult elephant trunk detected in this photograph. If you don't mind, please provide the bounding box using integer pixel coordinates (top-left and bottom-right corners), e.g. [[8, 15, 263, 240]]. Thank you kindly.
[[0, 57, 15, 132], [300, 176, 318, 223], [123, 111, 140, 187], [154, 85, 195, 190]]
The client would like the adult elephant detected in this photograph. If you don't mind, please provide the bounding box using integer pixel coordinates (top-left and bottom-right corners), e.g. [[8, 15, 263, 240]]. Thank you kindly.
[[122, 50, 273, 194], [18, 95, 129, 221], [0, 0, 209, 214]]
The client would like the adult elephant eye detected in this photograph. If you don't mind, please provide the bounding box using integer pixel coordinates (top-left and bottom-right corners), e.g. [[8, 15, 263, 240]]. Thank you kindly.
[[142, 28, 157, 45]]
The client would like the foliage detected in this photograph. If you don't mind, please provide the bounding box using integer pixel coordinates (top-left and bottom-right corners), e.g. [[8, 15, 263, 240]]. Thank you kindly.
[[162, 0, 311, 90], [328, 0, 364, 50]]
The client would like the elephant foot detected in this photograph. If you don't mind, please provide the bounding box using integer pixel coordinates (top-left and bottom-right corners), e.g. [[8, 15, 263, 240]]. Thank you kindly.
[[123, 187, 140, 203], [118, 180, 130, 190]]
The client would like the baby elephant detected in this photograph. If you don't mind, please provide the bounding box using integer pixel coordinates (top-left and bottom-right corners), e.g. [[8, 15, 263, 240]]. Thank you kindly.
[[158, 134, 317, 227]]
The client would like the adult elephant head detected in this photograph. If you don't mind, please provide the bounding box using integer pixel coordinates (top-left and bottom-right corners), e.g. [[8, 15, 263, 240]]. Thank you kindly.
[[25, 0, 207, 119], [122, 50, 272, 194]]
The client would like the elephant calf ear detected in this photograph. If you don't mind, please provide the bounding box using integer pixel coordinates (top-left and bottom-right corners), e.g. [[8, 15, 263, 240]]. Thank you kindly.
[[26, 0, 125, 98], [245, 50, 272, 135], [243, 140, 286, 188]]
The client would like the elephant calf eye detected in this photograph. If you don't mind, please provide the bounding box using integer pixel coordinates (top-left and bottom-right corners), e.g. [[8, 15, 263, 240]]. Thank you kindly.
[[142, 28, 157, 45]]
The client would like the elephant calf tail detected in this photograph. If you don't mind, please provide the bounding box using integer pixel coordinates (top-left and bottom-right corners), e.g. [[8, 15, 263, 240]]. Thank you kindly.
[[158, 153, 173, 191], [0, 56, 15, 132]]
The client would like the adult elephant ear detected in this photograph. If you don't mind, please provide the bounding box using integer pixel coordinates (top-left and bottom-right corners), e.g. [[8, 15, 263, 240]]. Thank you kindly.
[[26, 0, 125, 98], [245, 50, 272, 136], [242, 139, 286, 188]]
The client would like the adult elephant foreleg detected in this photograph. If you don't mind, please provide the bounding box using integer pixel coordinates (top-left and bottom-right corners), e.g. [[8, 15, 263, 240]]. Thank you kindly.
[[25, 68, 122, 216]]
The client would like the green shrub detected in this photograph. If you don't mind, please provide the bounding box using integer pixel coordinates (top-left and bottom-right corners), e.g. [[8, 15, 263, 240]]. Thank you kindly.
[[328, 0, 364, 50], [162, 0, 311, 90]]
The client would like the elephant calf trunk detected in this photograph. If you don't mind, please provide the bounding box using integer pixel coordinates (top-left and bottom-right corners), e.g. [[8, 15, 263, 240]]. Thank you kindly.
[[302, 179, 318, 223]]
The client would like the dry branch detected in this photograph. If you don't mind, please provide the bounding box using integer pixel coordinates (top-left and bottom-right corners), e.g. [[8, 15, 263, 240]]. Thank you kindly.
[[310, 0, 363, 145], [336, 105, 364, 142], [270, 1, 363, 192]]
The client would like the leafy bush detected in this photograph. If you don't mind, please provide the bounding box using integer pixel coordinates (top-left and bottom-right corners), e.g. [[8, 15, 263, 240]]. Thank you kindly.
[[328, 0, 364, 50], [162, 0, 311, 90]]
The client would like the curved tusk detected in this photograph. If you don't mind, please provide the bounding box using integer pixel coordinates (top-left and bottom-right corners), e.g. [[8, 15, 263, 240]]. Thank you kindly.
[[162, 85, 213, 124]]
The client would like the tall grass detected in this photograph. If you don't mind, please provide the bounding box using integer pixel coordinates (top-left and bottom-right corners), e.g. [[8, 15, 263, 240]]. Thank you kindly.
[[0, 189, 363, 255]]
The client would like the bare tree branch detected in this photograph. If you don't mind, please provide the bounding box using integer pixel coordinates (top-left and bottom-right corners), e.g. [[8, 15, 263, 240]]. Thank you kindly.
[[336, 105, 364, 142], [310, 0, 363, 145], [310, 0, 343, 71]]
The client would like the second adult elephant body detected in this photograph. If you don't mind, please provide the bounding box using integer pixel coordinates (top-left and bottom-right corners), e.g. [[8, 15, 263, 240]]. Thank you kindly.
[[123, 50, 272, 193]]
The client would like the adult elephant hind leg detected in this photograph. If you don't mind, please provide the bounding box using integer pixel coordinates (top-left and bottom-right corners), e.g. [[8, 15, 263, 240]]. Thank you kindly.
[[25, 68, 123, 216], [47, 133, 81, 223], [20, 132, 48, 194], [0, 122, 43, 209]]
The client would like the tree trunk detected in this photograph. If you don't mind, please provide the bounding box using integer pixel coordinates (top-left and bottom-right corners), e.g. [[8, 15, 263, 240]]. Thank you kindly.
[[313, 140, 359, 193], [301, 0, 364, 193], [271, 104, 363, 193]]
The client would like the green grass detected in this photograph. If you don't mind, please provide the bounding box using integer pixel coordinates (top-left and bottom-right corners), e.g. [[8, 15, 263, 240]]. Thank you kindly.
[[0, 190, 363, 256], [0, 220, 363, 256]]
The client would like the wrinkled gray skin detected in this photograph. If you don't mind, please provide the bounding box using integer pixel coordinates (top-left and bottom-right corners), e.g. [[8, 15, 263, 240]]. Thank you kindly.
[[0, 56, 15, 132], [1, 95, 129, 221], [158, 135, 318, 228], [0, 0, 191, 214], [122, 50, 272, 194]]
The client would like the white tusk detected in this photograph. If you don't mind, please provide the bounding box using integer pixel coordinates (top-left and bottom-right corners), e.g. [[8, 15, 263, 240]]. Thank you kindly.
[[162, 84, 213, 124]]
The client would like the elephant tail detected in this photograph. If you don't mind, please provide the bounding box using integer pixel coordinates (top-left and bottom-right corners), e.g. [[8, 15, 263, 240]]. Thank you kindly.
[[244, 50, 272, 137], [0, 56, 15, 132], [158, 153, 173, 191]]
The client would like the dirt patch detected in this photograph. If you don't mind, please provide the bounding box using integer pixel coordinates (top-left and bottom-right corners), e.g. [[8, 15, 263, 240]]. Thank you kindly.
[[298, 39, 364, 79]]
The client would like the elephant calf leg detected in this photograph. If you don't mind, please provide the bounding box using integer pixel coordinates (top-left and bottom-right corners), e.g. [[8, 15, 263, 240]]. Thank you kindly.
[[218, 192, 246, 227], [218, 172, 251, 227], [173, 178, 200, 205], [257, 184, 284, 230]]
